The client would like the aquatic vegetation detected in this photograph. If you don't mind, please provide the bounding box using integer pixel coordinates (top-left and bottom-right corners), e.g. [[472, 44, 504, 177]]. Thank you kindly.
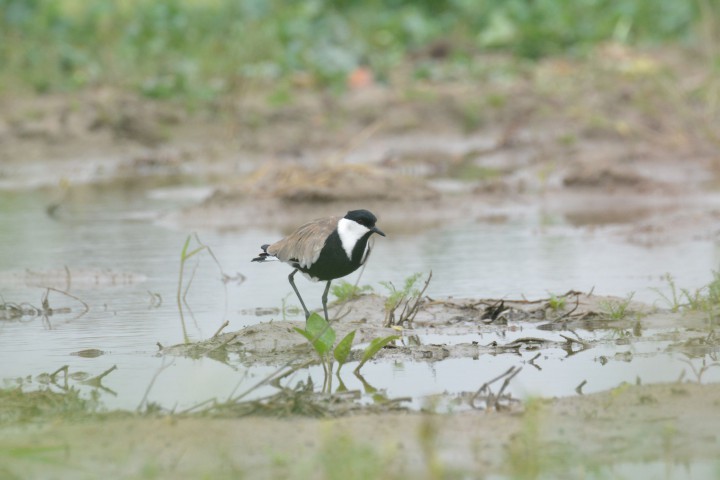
[[353, 335, 399, 374], [380, 271, 432, 327], [0, 387, 100, 424], [331, 280, 373, 303], [333, 330, 356, 371], [654, 273, 684, 312], [655, 271, 720, 319], [294, 313, 399, 378], [294, 313, 337, 360], [176, 233, 239, 343], [547, 292, 567, 311], [0, 287, 88, 324], [599, 292, 636, 320]]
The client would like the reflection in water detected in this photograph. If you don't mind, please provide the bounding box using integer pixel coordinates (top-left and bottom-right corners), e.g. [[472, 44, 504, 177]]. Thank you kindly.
[[0, 185, 719, 410]]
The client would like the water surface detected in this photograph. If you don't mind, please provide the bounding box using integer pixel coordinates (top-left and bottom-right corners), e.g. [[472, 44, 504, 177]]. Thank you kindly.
[[0, 183, 718, 410]]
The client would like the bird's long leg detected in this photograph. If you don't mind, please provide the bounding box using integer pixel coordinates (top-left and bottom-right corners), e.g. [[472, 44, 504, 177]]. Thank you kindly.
[[321, 280, 332, 324], [288, 269, 310, 320]]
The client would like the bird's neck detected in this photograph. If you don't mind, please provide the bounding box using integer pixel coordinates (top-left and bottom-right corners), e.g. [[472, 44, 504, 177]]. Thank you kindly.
[[350, 232, 373, 265]]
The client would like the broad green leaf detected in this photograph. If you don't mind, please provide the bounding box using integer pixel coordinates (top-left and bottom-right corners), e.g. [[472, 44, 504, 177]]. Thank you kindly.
[[294, 327, 316, 345], [355, 335, 398, 372], [333, 330, 356, 366], [300, 313, 336, 355]]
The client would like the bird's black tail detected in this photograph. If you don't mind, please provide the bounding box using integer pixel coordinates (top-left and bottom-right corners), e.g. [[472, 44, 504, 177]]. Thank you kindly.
[[251, 244, 271, 262]]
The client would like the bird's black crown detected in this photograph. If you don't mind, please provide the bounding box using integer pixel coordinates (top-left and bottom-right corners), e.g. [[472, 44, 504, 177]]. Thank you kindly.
[[344, 209, 377, 229]]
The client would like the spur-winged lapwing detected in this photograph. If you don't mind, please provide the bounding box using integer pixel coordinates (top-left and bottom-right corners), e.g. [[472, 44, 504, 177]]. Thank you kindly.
[[252, 209, 385, 323]]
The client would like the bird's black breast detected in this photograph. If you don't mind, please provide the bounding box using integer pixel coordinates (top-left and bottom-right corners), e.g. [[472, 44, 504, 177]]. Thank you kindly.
[[300, 230, 371, 281]]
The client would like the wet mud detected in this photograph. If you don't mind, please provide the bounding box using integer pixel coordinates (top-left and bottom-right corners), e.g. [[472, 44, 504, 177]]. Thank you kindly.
[[2, 382, 719, 478]]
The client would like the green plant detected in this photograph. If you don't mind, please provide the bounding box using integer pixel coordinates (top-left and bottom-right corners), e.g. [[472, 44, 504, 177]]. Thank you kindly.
[[354, 335, 399, 374], [654, 273, 683, 312], [380, 271, 432, 327], [547, 293, 567, 311], [333, 331, 356, 372], [655, 271, 720, 318], [0, 0, 709, 99], [176, 233, 231, 343], [294, 314, 399, 384], [331, 281, 373, 303], [689, 271, 720, 313], [294, 313, 336, 358], [599, 292, 635, 320]]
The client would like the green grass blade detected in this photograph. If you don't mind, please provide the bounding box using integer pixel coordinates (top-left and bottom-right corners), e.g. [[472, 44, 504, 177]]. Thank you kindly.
[[180, 235, 191, 258]]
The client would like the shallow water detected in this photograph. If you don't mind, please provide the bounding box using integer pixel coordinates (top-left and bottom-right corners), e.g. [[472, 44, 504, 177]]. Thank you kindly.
[[0, 182, 719, 410]]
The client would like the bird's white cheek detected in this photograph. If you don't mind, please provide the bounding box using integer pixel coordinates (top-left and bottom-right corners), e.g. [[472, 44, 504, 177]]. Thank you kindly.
[[337, 218, 369, 260]]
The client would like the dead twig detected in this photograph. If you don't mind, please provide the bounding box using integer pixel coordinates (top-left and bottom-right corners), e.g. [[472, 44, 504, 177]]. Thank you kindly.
[[137, 359, 174, 412], [40, 286, 90, 320], [482, 299, 508, 324], [551, 293, 581, 322], [212, 320, 230, 338], [560, 333, 591, 349], [406, 270, 432, 325], [81, 365, 118, 395], [49, 365, 69, 384], [679, 356, 720, 383], [527, 352, 542, 370], [575, 380, 587, 395], [471, 366, 522, 411], [203, 332, 240, 356]]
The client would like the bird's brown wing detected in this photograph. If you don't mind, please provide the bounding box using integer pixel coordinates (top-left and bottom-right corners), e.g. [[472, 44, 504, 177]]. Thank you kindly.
[[267, 216, 339, 269]]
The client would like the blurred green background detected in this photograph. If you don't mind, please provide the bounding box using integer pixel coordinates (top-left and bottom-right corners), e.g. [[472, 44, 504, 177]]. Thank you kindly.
[[0, 0, 716, 100]]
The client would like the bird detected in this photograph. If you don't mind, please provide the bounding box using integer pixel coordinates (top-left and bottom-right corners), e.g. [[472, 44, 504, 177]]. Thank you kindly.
[[252, 209, 385, 323]]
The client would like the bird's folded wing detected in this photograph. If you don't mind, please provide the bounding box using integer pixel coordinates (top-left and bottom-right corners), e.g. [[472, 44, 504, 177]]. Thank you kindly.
[[267, 216, 338, 268]]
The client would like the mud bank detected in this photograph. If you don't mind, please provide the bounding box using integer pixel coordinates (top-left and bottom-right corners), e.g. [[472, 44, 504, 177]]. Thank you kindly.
[[2, 382, 719, 479]]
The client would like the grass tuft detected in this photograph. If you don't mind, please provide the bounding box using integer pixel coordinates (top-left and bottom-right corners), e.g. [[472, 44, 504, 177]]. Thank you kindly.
[[331, 280, 373, 303], [599, 292, 636, 320]]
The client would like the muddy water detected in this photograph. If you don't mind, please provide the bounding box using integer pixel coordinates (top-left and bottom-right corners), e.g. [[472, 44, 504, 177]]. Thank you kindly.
[[0, 182, 718, 411]]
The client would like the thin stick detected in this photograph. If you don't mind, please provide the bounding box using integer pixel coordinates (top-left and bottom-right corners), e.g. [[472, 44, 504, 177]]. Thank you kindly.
[[193, 232, 230, 322], [471, 366, 517, 407], [552, 294, 581, 322], [575, 380, 587, 395], [49, 365, 69, 383], [560, 333, 591, 349], [40, 286, 90, 319], [230, 358, 315, 403], [407, 271, 432, 324], [203, 333, 240, 356], [527, 352, 542, 370], [137, 358, 174, 412], [493, 366, 522, 410], [212, 320, 230, 338], [182, 258, 201, 304], [64, 265, 72, 291]]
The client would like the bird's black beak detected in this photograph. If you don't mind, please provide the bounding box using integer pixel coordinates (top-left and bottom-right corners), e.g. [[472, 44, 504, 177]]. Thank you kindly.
[[372, 226, 386, 237]]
